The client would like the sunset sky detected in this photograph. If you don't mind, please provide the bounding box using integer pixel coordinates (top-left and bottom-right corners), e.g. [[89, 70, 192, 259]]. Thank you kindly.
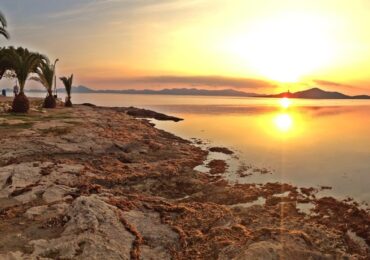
[[1, 0, 370, 94]]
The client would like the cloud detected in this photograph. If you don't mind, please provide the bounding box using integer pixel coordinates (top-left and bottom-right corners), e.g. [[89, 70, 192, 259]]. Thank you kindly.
[[313, 80, 354, 88], [47, 1, 112, 19], [46, 0, 203, 20], [313, 79, 370, 94], [88, 75, 276, 90], [135, 0, 206, 14]]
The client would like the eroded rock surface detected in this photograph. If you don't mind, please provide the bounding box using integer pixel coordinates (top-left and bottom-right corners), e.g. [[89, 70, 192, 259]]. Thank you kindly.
[[0, 100, 369, 259]]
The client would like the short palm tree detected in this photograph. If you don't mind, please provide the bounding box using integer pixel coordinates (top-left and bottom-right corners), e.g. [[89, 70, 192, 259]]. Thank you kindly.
[[3, 47, 45, 112], [60, 74, 73, 107], [0, 11, 10, 39], [31, 58, 59, 108]]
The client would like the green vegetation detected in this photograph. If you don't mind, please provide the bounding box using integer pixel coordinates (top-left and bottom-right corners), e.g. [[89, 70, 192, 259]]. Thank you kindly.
[[41, 112, 72, 120], [1, 111, 72, 122], [1, 11, 10, 80], [0, 121, 34, 130], [31, 58, 59, 108], [40, 126, 72, 136], [60, 74, 73, 107], [2, 47, 46, 113], [3, 47, 46, 94], [0, 113, 36, 120], [0, 11, 9, 39], [0, 10, 75, 114], [0, 111, 79, 136]]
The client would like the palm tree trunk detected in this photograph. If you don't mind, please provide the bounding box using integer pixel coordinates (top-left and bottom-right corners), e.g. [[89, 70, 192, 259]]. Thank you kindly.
[[19, 80, 25, 94]]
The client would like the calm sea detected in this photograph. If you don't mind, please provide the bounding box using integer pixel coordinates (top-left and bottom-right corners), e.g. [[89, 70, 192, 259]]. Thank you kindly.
[[28, 92, 370, 204]]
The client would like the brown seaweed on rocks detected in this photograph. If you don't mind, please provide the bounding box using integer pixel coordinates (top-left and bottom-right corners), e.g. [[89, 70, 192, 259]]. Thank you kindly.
[[0, 99, 369, 259]]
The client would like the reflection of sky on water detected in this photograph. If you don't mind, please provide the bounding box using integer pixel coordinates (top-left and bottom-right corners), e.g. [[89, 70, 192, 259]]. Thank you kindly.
[[26, 93, 370, 203], [148, 104, 361, 117], [152, 99, 370, 204]]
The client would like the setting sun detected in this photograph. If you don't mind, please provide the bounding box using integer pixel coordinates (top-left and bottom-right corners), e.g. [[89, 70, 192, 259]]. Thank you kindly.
[[280, 97, 291, 109]]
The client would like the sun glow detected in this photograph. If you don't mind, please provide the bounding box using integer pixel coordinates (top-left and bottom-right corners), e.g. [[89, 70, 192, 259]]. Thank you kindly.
[[258, 109, 306, 140], [274, 113, 293, 132], [225, 12, 336, 82]]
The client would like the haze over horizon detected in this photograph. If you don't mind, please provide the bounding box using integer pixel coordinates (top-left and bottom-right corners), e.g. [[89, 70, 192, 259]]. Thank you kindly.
[[1, 0, 370, 95]]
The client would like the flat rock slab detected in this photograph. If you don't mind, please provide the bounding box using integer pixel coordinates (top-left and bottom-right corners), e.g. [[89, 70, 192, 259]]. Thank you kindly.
[[123, 210, 179, 259], [29, 196, 134, 259], [0, 104, 368, 259]]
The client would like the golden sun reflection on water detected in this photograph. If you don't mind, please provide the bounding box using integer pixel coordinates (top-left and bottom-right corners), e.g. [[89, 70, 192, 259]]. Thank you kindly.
[[259, 98, 305, 138], [274, 113, 293, 132], [280, 97, 291, 109], [275, 98, 293, 132]]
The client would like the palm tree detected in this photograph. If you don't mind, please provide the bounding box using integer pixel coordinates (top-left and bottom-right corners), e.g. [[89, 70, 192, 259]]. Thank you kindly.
[[31, 58, 59, 108], [3, 47, 45, 112], [60, 74, 73, 107], [0, 11, 10, 79], [0, 11, 10, 39], [0, 47, 12, 79]]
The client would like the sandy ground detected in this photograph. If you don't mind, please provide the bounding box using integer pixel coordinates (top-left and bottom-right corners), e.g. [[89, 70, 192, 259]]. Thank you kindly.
[[0, 98, 369, 259], [0, 96, 41, 101]]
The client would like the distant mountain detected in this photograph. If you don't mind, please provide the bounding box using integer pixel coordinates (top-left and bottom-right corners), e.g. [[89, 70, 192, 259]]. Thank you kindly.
[[55, 86, 258, 97], [24, 86, 370, 99], [73, 85, 94, 93], [263, 87, 370, 99], [142, 88, 257, 96]]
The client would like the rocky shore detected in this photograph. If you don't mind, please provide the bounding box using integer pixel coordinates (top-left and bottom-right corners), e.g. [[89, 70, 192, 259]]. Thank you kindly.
[[0, 97, 369, 259]]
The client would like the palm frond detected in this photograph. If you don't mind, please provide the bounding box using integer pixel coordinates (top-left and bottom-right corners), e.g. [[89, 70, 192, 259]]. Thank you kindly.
[[0, 11, 7, 27], [0, 48, 12, 79], [60, 74, 73, 97], [0, 12, 9, 39], [29, 76, 42, 83], [2, 47, 44, 92], [0, 27, 9, 39], [32, 58, 57, 95]]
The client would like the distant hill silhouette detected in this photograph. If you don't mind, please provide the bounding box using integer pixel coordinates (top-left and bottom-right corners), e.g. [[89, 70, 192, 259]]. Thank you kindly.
[[23, 86, 370, 99], [73, 86, 257, 97], [263, 87, 370, 99]]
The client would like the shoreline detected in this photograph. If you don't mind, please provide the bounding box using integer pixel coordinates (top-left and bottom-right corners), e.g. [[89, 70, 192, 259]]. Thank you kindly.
[[0, 98, 369, 258]]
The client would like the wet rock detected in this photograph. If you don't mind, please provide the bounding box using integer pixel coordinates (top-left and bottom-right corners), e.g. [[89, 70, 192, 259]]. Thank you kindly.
[[209, 147, 234, 155], [81, 103, 96, 107], [228, 239, 332, 260], [124, 107, 183, 122], [208, 160, 228, 175]]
